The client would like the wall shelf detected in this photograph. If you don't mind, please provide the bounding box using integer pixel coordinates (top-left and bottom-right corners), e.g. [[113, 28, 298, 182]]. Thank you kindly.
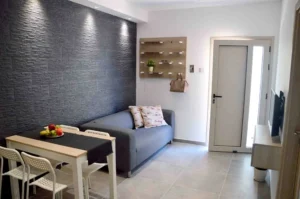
[[141, 41, 164, 44], [139, 37, 187, 79], [141, 51, 164, 55]]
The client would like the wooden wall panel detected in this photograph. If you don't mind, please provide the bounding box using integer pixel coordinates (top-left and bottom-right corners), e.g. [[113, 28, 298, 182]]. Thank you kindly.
[[139, 37, 187, 79]]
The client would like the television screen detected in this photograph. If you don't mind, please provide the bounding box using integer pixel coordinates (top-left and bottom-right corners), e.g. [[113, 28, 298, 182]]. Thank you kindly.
[[268, 89, 275, 128], [270, 90, 285, 137]]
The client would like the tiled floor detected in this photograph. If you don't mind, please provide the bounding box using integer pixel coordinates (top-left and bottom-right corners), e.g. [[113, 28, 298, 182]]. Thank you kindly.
[[31, 142, 270, 199]]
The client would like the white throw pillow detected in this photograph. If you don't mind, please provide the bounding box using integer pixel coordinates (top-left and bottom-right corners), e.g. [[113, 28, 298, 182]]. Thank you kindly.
[[140, 105, 167, 128], [129, 106, 144, 129]]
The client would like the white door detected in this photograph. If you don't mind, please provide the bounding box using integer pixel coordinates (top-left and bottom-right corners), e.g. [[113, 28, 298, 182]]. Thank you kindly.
[[214, 46, 248, 147], [209, 39, 272, 152]]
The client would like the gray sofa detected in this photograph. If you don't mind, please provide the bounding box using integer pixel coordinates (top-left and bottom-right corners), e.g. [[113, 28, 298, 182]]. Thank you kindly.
[[80, 109, 175, 177]]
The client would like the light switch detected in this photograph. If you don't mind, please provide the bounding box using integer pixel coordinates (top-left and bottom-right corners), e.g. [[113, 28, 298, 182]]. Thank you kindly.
[[190, 65, 194, 73]]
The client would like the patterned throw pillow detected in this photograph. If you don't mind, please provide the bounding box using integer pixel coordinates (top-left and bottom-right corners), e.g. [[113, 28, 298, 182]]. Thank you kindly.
[[140, 105, 167, 128], [129, 106, 144, 129]]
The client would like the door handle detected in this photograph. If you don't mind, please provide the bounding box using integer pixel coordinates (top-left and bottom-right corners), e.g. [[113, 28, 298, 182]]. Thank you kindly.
[[213, 94, 223, 99]]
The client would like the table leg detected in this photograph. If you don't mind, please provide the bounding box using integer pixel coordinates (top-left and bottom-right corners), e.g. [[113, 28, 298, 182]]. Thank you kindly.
[[107, 140, 117, 199], [72, 157, 84, 199], [6, 141, 20, 199]]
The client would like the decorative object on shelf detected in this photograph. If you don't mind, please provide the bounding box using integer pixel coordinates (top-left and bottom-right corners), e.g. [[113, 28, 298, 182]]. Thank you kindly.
[[141, 41, 164, 44], [139, 37, 187, 79], [40, 124, 64, 138], [170, 73, 189, 93], [147, 59, 155, 74], [140, 71, 145, 74]]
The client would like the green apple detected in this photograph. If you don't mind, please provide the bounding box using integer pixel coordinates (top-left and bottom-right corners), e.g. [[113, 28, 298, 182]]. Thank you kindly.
[[51, 130, 56, 136]]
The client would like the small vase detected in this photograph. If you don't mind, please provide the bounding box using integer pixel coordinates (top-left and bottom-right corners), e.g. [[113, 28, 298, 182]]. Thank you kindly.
[[148, 66, 154, 74]]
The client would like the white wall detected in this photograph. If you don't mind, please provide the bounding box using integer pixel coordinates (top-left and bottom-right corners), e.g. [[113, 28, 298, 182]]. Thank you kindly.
[[137, 2, 281, 143], [275, 0, 299, 94], [71, 0, 148, 22], [271, 0, 299, 198]]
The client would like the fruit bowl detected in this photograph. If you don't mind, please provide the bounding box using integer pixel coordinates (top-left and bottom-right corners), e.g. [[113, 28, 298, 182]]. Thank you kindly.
[[40, 124, 64, 139], [45, 132, 64, 139]]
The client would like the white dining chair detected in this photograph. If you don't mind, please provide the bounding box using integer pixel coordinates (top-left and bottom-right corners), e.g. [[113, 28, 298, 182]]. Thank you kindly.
[[0, 146, 46, 199], [61, 129, 109, 199], [21, 152, 73, 199], [60, 125, 80, 131]]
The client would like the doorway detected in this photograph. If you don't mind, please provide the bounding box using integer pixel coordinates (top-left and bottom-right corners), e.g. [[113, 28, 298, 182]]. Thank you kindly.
[[209, 39, 272, 152]]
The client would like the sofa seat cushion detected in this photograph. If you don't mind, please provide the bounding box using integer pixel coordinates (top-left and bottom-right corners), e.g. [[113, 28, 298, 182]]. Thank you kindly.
[[135, 125, 173, 165]]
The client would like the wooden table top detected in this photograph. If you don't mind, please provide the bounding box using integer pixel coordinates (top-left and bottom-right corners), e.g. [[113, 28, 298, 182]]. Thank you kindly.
[[6, 129, 115, 158]]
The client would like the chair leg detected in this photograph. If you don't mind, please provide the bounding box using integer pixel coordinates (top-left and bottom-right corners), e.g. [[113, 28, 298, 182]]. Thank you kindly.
[[84, 179, 89, 199], [59, 191, 63, 199], [88, 177, 92, 189], [26, 183, 29, 199], [0, 176, 2, 199], [21, 181, 25, 199], [33, 178, 37, 194], [33, 185, 36, 194]]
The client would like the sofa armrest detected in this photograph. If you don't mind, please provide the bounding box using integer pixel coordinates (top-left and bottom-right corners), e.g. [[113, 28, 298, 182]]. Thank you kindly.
[[162, 109, 175, 138], [80, 124, 136, 172]]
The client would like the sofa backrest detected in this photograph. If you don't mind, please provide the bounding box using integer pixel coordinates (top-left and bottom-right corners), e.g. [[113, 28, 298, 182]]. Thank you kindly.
[[92, 110, 134, 129]]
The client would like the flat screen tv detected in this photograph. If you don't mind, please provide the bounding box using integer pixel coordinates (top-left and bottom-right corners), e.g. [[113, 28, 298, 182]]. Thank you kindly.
[[269, 90, 285, 137]]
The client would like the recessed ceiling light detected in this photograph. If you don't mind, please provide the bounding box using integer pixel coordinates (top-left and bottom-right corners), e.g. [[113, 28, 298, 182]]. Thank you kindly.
[[94, 6, 98, 9], [128, 17, 132, 20]]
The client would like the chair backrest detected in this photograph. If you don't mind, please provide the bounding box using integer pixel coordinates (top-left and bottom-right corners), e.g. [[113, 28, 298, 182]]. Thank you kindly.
[[60, 125, 80, 131], [85, 129, 110, 137], [0, 146, 24, 164], [21, 152, 54, 173]]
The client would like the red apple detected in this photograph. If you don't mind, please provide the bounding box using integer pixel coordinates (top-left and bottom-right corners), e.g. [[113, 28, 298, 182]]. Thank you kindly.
[[48, 124, 56, 131], [56, 128, 63, 136]]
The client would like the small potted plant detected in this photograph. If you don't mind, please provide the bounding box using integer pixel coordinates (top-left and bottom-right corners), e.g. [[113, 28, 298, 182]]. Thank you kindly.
[[147, 59, 155, 74]]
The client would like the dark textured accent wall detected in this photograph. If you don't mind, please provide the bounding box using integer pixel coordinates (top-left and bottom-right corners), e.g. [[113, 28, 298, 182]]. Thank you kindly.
[[0, 0, 136, 135]]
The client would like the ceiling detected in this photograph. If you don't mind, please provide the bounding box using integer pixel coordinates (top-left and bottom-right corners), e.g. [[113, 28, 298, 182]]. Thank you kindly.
[[128, 0, 281, 11]]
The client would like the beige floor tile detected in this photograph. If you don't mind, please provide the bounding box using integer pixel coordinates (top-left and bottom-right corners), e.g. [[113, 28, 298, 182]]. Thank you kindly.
[[29, 143, 269, 199], [162, 185, 218, 199], [188, 153, 232, 174], [232, 153, 251, 163], [116, 176, 172, 199], [88, 171, 125, 197], [220, 174, 257, 198], [228, 160, 254, 180], [154, 151, 198, 168], [136, 160, 183, 183], [174, 169, 226, 193]]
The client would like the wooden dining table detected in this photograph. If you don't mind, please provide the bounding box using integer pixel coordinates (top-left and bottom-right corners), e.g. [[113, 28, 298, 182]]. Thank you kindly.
[[6, 128, 117, 199]]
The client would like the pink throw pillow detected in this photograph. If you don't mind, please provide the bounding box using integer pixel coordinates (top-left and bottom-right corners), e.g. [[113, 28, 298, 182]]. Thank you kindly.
[[140, 105, 167, 128], [129, 106, 144, 129]]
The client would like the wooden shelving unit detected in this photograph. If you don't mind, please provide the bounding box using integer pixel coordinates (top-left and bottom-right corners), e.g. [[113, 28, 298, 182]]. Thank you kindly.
[[139, 37, 187, 79], [251, 125, 282, 170]]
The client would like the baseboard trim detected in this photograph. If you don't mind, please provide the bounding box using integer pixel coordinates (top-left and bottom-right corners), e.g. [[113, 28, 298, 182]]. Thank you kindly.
[[173, 139, 206, 146]]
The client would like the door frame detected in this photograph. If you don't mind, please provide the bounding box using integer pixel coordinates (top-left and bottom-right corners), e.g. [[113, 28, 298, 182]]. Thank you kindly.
[[208, 38, 273, 153], [276, 3, 300, 198]]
